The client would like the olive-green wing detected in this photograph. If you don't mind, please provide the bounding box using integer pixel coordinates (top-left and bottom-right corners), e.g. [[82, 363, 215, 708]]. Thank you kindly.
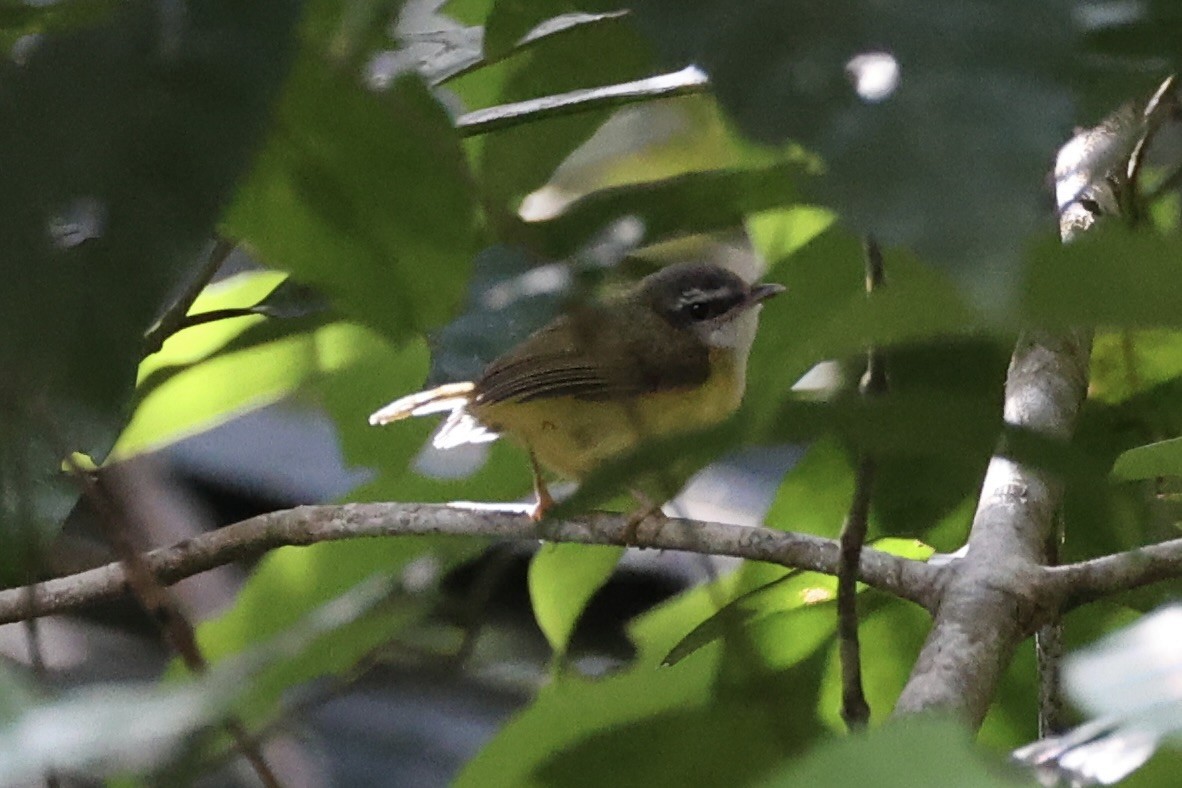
[[474, 309, 708, 404]]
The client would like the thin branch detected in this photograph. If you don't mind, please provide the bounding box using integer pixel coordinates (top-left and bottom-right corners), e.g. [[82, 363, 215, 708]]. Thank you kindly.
[[143, 238, 236, 356], [1036, 517, 1067, 737], [456, 66, 709, 138], [58, 457, 283, 788], [1049, 537, 1182, 609], [837, 236, 888, 731], [0, 503, 940, 625], [22, 590, 60, 788], [1124, 74, 1178, 224], [837, 456, 874, 730]]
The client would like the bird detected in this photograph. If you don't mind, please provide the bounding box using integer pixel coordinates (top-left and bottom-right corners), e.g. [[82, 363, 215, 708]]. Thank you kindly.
[[369, 262, 784, 529]]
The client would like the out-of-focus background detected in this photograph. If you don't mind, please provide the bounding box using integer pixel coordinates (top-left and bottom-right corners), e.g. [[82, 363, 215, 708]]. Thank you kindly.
[[3, 1, 1182, 786]]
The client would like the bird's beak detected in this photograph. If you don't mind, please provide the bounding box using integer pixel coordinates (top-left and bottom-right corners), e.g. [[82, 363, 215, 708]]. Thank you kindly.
[[748, 282, 786, 304]]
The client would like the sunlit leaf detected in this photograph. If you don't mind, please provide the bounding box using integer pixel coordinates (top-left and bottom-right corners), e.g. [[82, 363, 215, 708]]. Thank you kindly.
[[529, 542, 624, 655], [1112, 438, 1182, 481]]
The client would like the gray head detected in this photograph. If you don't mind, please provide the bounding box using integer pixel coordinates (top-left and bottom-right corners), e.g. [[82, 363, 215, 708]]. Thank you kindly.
[[638, 263, 785, 349]]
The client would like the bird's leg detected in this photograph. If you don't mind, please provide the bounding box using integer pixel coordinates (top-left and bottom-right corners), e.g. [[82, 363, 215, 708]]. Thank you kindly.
[[528, 451, 556, 523], [622, 489, 667, 546]]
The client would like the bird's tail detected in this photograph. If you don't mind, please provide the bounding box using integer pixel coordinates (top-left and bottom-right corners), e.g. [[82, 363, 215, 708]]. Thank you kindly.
[[368, 382, 476, 425]]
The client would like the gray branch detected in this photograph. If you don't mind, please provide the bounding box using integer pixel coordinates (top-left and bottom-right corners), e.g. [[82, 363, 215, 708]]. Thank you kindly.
[[0, 503, 938, 625], [1050, 536, 1182, 609], [893, 105, 1151, 726]]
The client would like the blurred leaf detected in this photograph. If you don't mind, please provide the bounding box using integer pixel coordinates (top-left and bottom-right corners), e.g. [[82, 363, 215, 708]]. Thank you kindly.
[[535, 699, 797, 788], [1022, 228, 1182, 329], [0, 0, 299, 552], [458, 559, 832, 788], [252, 278, 331, 320], [663, 538, 931, 668], [529, 542, 624, 655], [0, 576, 389, 785], [113, 320, 373, 461], [529, 161, 810, 259], [1112, 437, 1182, 480], [483, 2, 623, 61], [1080, 0, 1182, 56], [756, 716, 1025, 788], [225, 4, 480, 344], [111, 272, 327, 459], [745, 205, 837, 265], [631, 0, 1075, 296], [1064, 379, 1182, 562], [1090, 330, 1182, 405], [746, 228, 983, 423], [475, 10, 653, 209]]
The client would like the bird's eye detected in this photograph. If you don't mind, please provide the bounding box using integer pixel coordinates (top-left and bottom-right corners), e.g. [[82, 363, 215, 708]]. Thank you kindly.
[[686, 301, 711, 320]]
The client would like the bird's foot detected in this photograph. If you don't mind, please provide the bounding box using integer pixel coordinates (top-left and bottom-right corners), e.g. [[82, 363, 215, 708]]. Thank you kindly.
[[623, 493, 667, 546]]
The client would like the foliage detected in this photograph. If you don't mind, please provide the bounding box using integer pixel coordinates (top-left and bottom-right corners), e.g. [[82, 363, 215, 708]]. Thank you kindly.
[[2, 0, 1182, 785]]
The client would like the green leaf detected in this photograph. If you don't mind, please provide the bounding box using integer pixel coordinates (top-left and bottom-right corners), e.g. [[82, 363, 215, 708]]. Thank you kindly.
[[661, 570, 824, 668], [1022, 228, 1182, 329], [482, 2, 621, 61], [0, 0, 300, 548], [1090, 330, 1182, 405], [474, 10, 653, 209], [0, 576, 390, 785], [662, 535, 934, 668], [529, 542, 625, 655], [1112, 437, 1182, 480], [111, 272, 321, 459], [535, 700, 800, 788], [225, 15, 480, 343], [458, 567, 833, 788], [755, 716, 1024, 788], [745, 227, 984, 422], [631, 0, 1075, 294], [529, 161, 811, 259]]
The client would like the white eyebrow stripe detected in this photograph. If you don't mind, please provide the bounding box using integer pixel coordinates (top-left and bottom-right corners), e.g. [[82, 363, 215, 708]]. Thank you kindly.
[[676, 287, 731, 306]]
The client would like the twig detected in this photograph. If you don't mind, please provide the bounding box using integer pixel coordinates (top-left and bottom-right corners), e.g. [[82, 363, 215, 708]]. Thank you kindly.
[[837, 237, 887, 731], [58, 457, 283, 788], [1036, 515, 1066, 737], [22, 589, 61, 788], [456, 66, 709, 138], [1124, 75, 1177, 225], [0, 503, 940, 625], [143, 238, 236, 356]]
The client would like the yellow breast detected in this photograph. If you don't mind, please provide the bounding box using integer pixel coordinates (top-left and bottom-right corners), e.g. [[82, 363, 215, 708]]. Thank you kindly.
[[472, 349, 744, 480]]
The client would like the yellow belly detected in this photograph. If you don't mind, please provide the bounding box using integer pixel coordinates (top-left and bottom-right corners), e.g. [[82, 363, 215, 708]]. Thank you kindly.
[[472, 353, 744, 480]]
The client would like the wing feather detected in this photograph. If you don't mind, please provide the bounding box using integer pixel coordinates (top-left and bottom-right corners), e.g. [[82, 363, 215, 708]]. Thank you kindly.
[[474, 307, 708, 404]]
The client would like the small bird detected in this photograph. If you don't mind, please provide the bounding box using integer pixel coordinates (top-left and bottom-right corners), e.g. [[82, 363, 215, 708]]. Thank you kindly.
[[369, 262, 784, 524]]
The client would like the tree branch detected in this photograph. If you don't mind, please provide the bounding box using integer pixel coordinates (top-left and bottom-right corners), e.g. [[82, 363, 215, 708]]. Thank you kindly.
[[837, 236, 888, 731], [0, 503, 939, 625], [892, 107, 1144, 724], [1049, 536, 1182, 609]]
